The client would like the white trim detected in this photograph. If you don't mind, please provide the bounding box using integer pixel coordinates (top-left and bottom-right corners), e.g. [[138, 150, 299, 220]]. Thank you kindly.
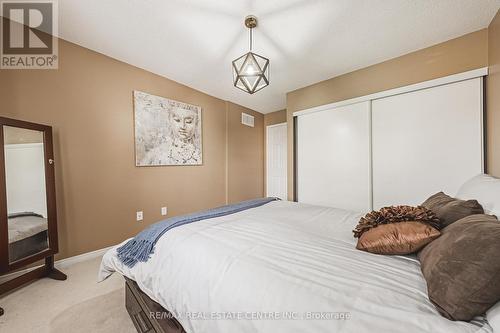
[[368, 102, 373, 211], [293, 67, 488, 117], [225, 105, 229, 204], [56, 246, 113, 269], [480, 78, 485, 173], [266, 122, 287, 129], [0, 246, 113, 284]]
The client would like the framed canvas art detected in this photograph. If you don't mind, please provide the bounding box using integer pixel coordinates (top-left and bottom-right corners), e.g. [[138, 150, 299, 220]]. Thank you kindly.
[[134, 91, 202, 166]]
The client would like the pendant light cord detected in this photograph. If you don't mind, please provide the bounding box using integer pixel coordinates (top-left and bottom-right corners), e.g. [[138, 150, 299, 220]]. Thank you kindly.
[[249, 27, 253, 51]]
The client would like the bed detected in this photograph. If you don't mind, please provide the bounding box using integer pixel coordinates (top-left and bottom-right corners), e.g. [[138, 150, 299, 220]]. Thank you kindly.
[[99, 199, 494, 333], [8, 213, 48, 262]]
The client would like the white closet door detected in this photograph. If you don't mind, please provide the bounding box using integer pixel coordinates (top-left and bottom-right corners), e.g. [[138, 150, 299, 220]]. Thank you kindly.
[[266, 123, 287, 200], [297, 101, 371, 211], [372, 78, 483, 209]]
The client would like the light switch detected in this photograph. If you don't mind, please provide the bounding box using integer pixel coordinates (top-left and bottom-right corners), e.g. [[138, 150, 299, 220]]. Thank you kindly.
[[136, 211, 143, 222], [161, 207, 167, 216]]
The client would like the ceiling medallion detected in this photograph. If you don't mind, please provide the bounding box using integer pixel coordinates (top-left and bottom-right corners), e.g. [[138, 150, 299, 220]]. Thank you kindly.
[[232, 15, 270, 94]]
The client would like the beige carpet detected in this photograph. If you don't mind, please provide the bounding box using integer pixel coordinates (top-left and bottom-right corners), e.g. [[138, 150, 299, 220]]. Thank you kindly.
[[0, 256, 136, 333]]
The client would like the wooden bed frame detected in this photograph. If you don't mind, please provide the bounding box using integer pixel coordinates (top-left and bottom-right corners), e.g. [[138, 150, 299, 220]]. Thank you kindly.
[[125, 277, 186, 333]]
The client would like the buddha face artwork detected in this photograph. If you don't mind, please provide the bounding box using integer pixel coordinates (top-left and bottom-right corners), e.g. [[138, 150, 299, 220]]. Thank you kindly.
[[169, 107, 198, 144], [134, 91, 202, 166]]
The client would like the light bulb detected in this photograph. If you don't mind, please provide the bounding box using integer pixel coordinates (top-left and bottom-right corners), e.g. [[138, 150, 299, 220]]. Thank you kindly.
[[245, 65, 256, 75]]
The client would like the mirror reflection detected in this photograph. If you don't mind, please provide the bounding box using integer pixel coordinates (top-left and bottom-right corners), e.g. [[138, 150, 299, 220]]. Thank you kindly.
[[4, 126, 49, 262]]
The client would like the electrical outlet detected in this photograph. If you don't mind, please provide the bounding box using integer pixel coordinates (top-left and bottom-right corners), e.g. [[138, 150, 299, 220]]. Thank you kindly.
[[161, 207, 168, 216], [136, 211, 143, 222]]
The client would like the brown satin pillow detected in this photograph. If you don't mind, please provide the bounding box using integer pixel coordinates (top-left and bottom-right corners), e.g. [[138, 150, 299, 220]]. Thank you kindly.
[[419, 214, 500, 321], [421, 192, 483, 228], [356, 221, 440, 255]]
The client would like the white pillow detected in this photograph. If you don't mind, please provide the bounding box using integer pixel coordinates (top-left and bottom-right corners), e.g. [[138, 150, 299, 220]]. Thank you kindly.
[[456, 174, 500, 217], [487, 302, 500, 332]]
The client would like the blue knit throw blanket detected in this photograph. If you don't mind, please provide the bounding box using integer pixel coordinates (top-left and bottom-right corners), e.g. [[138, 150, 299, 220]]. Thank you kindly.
[[117, 197, 278, 268]]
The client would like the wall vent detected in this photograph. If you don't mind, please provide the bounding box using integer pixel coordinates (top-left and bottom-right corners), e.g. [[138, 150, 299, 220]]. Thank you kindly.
[[241, 113, 255, 127]]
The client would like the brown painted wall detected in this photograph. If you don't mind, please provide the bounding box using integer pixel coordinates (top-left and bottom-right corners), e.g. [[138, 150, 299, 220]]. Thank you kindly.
[[226, 102, 264, 203], [0, 37, 264, 259], [3, 126, 43, 144], [487, 10, 500, 177], [264, 110, 287, 128], [263, 110, 287, 193], [286, 29, 490, 200]]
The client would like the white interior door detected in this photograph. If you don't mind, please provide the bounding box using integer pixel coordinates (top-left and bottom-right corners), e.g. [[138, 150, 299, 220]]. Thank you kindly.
[[266, 123, 287, 200], [372, 78, 483, 208], [296, 101, 371, 211]]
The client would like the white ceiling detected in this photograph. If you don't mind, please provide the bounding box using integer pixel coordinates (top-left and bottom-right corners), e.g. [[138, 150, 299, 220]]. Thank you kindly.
[[57, 0, 500, 113]]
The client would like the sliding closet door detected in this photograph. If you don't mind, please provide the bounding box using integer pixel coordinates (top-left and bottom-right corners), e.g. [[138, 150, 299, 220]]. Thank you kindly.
[[296, 101, 371, 211], [372, 78, 483, 209]]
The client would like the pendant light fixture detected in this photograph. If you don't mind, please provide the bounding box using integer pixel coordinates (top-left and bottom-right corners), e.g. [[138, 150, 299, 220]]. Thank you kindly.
[[232, 15, 270, 94]]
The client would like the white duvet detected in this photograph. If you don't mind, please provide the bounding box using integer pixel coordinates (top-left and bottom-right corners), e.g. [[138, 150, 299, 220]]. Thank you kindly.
[[99, 200, 493, 333]]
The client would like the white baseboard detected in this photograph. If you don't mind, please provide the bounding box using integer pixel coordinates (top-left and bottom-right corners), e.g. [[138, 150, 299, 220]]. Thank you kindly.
[[55, 246, 113, 270], [0, 246, 114, 284]]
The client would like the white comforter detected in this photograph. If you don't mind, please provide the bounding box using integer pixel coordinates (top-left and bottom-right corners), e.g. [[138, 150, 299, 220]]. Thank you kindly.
[[99, 201, 492, 333]]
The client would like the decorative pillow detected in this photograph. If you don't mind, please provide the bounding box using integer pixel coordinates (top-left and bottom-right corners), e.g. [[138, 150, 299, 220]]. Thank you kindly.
[[418, 214, 500, 321], [353, 205, 441, 255], [421, 192, 483, 228], [456, 174, 500, 218], [356, 221, 440, 255]]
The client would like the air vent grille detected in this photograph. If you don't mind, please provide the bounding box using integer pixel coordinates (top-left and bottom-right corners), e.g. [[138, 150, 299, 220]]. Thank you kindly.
[[241, 113, 255, 127]]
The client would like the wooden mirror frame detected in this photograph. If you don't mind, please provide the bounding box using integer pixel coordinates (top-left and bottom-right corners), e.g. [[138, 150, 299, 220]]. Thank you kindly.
[[0, 116, 66, 306]]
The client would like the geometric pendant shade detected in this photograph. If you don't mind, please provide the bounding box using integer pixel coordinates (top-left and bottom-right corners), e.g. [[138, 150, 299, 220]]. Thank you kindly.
[[232, 51, 270, 94], [232, 15, 270, 94]]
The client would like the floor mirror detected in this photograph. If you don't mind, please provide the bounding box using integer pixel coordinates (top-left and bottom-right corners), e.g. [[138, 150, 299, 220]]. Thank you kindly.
[[0, 117, 66, 316]]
